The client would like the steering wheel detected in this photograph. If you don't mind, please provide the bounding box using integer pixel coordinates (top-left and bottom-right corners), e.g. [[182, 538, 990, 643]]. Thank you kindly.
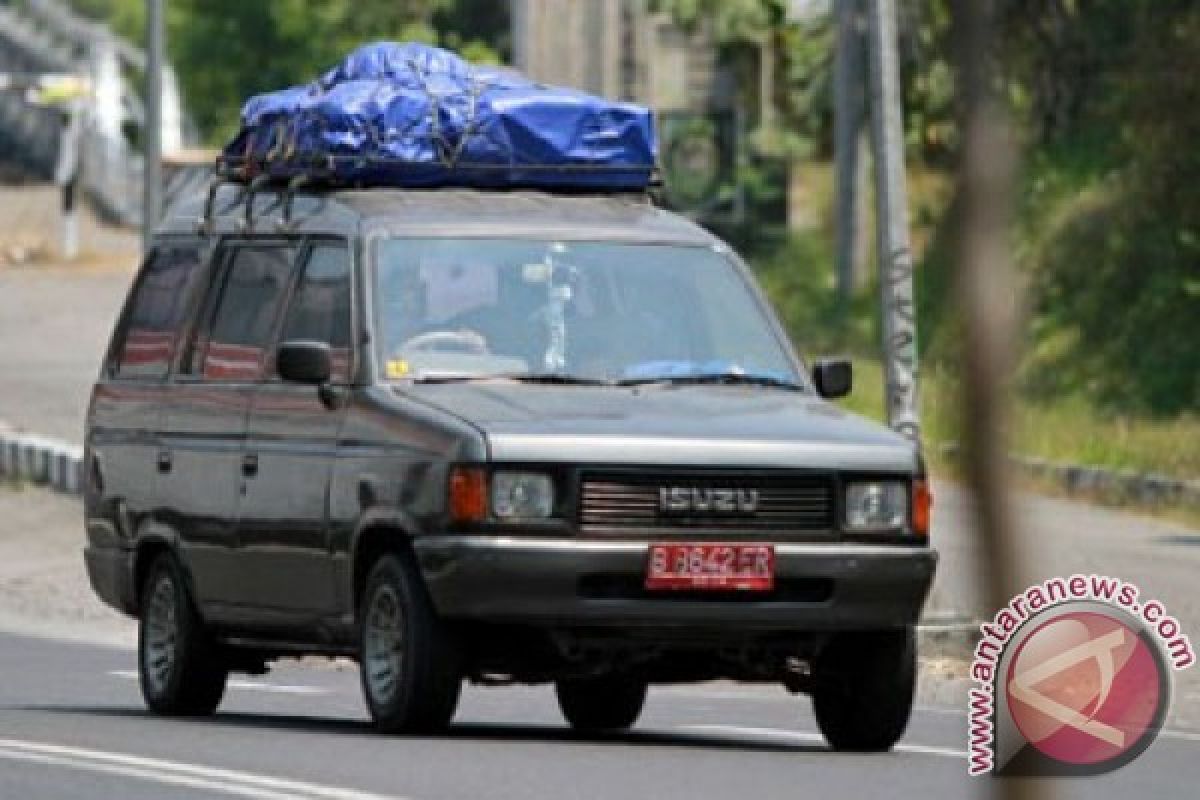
[[397, 329, 490, 355]]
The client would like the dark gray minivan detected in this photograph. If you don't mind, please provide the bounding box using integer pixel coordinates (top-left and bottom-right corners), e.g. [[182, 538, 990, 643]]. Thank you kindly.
[[84, 184, 935, 750]]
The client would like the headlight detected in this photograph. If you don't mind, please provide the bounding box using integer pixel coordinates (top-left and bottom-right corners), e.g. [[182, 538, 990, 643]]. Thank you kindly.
[[491, 471, 554, 520], [844, 481, 908, 531]]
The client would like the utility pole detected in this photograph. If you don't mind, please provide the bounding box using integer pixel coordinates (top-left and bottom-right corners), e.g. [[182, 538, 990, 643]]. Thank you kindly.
[[143, 0, 164, 254], [833, 0, 867, 303], [864, 0, 919, 441]]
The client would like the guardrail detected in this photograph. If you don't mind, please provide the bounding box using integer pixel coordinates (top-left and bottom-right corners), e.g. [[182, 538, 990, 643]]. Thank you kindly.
[[0, 424, 82, 494], [935, 442, 1200, 511]]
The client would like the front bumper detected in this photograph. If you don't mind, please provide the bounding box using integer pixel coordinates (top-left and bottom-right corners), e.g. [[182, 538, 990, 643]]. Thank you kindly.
[[415, 536, 936, 631]]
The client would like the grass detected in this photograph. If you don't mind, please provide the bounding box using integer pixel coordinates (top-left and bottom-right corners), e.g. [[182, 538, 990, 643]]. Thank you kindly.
[[836, 358, 1200, 481], [767, 159, 1200, 484], [835, 359, 1200, 527]]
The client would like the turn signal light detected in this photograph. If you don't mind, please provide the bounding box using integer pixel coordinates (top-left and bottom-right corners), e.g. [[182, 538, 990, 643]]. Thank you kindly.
[[913, 479, 932, 538], [449, 467, 487, 523]]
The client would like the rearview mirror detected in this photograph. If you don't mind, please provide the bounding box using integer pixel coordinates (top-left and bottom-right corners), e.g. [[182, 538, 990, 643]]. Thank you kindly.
[[812, 358, 852, 399], [277, 340, 332, 386]]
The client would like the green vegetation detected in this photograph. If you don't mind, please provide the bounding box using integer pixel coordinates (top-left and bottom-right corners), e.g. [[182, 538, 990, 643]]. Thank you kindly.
[[837, 360, 1200, 481], [68, 0, 508, 142], [693, 1, 1200, 479], [746, 182, 1200, 482]]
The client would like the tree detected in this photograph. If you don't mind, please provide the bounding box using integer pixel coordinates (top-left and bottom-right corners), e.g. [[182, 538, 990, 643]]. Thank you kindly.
[[69, 0, 505, 142]]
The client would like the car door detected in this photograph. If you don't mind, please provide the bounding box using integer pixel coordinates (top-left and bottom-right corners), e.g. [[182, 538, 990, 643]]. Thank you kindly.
[[161, 240, 299, 615], [237, 240, 354, 617], [88, 239, 210, 545]]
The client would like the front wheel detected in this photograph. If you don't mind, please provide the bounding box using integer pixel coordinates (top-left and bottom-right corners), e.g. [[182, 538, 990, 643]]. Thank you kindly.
[[812, 628, 916, 752], [359, 554, 462, 733], [556, 674, 647, 732], [137, 553, 228, 716]]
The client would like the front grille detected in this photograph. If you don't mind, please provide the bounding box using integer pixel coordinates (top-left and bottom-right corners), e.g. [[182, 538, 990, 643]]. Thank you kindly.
[[579, 470, 835, 532]]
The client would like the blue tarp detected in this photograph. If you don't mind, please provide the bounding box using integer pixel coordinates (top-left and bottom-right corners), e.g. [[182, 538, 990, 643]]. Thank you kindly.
[[220, 42, 657, 191]]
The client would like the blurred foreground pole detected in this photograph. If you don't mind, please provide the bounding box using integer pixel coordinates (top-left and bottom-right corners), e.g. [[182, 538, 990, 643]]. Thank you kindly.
[[833, 0, 867, 303], [142, 0, 164, 254], [865, 0, 919, 441], [953, 1, 1047, 797]]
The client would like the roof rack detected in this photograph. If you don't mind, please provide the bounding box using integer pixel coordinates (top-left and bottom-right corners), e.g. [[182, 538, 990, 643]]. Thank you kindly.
[[199, 169, 324, 234], [197, 160, 664, 234], [214, 152, 657, 191]]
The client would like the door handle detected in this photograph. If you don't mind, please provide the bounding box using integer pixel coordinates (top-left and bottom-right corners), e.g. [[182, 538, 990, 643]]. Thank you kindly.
[[156, 450, 172, 474], [242, 453, 259, 477]]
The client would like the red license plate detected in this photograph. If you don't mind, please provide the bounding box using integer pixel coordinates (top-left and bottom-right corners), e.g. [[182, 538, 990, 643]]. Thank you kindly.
[[645, 543, 775, 591]]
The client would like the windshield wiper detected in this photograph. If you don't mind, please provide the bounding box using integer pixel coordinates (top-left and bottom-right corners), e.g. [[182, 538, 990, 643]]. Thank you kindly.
[[416, 372, 611, 386], [617, 372, 805, 391]]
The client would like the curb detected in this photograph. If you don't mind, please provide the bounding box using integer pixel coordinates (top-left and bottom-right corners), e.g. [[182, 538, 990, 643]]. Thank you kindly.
[[936, 442, 1200, 510], [917, 614, 981, 660], [0, 424, 83, 494]]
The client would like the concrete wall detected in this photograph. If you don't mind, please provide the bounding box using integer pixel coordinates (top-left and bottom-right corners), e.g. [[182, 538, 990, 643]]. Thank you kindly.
[[511, 0, 725, 111]]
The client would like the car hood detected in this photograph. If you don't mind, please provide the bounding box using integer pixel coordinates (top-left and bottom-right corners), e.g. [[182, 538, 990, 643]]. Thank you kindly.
[[401, 383, 917, 472]]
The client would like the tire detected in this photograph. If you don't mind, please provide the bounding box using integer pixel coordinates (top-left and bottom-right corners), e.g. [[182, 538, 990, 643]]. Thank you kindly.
[[137, 553, 228, 716], [359, 553, 462, 733], [555, 674, 647, 733], [812, 628, 916, 752]]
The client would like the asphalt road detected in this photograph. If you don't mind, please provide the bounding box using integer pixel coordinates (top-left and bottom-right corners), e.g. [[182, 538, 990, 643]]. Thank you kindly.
[[0, 265, 133, 442], [2, 632, 1197, 800]]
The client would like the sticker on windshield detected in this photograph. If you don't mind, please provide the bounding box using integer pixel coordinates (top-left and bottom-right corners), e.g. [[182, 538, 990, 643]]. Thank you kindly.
[[386, 358, 410, 379]]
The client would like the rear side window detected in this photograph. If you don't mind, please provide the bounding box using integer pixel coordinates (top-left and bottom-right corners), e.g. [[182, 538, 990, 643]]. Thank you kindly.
[[114, 244, 207, 380], [278, 244, 353, 382], [193, 245, 297, 382]]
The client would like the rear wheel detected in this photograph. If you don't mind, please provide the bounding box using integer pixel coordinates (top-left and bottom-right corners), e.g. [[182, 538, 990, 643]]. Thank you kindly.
[[137, 553, 228, 716], [812, 628, 916, 752], [359, 554, 462, 733], [556, 674, 647, 733]]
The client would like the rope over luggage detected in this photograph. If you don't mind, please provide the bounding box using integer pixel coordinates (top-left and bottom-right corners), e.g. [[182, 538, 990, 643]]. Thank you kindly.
[[218, 42, 658, 191]]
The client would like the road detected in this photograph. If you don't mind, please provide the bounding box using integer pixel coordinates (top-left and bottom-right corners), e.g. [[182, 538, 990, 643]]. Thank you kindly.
[[0, 265, 133, 442], [1, 632, 1197, 800], [2, 263, 1199, 797]]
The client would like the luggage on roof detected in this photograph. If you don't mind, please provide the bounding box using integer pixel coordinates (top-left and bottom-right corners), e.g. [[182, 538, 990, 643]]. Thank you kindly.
[[218, 42, 658, 192]]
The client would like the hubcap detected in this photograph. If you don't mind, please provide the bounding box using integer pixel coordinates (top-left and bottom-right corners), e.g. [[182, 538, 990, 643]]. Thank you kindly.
[[142, 574, 178, 695], [364, 585, 405, 705]]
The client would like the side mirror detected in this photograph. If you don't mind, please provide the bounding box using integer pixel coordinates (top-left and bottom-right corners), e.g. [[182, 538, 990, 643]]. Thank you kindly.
[[277, 340, 332, 386], [812, 358, 853, 399]]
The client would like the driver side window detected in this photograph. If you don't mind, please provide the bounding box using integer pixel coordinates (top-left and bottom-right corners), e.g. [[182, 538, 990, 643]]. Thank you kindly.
[[277, 243, 353, 382]]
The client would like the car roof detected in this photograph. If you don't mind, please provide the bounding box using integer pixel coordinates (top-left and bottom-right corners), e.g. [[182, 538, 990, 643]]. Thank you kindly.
[[159, 184, 722, 248]]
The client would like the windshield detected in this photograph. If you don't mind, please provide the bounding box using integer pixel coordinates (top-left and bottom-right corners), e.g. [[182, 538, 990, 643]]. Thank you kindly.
[[372, 238, 801, 386]]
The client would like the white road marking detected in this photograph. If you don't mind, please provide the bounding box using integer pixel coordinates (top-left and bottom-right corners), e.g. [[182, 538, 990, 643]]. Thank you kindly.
[[0, 738, 404, 800], [668, 692, 1200, 746], [108, 669, 329, 695], [677, 724, 969, 759], [104, 668, 1200, 748], [913, 704, 966, 716], [1157, 728, 1200, 743], [915, 703, 1200, 744]]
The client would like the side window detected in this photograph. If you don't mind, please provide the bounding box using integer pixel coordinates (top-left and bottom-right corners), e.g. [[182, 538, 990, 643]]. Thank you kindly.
[[278, 243, 353, 382], [195, 245, 297, 382], [114, 243, 207, 380]]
